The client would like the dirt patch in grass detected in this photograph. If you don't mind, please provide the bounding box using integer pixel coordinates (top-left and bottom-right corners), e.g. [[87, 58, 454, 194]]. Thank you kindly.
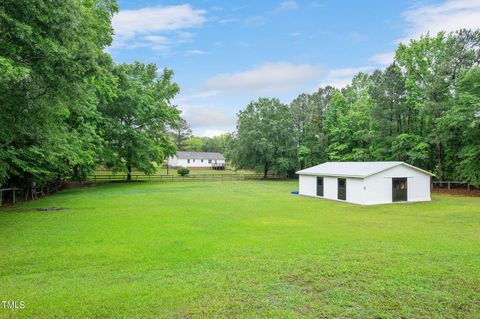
[[36, 207, 68, 211]]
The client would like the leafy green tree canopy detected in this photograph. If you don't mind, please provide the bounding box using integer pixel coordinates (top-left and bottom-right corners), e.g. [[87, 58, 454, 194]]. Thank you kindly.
[[0, 0, 118, 187], [228, 98, 296, 177], [169, 117, 192, 150], [100, 62, 180, 180], [182, 137, 203, 152]]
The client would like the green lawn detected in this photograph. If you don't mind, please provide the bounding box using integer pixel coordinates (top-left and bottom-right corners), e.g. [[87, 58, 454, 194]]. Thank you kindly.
[[1, 181, 479, 318]]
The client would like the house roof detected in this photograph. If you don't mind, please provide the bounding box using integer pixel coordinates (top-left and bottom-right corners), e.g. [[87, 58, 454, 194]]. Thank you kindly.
[[296, 161, 434, 178], [175, 151, 225, 160]]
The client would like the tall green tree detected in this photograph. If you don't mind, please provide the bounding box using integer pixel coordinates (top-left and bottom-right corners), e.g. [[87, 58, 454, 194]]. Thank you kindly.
[[228, 98, 296, 177], [321, 74, 375, 161], [183, 137, 203, 151], [395, 29, 480, 178], [323, 90, 351, 160], [369, 65, 408, 159], [100, 62, 180, 181], [440, 67, 480, 185], [290, 87, 334, 169], [227, 29, 480, 186], [0, 0, 118, 187], [201, 134, 229, 153], [169, 117, 192, 150]]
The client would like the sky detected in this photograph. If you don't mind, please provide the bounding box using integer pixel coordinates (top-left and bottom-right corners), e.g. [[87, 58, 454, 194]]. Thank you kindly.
[[108, 0, 480, 136]]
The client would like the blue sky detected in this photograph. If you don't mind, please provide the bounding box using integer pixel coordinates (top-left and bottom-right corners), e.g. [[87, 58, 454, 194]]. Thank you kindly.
[[108, 0, 480, 136]]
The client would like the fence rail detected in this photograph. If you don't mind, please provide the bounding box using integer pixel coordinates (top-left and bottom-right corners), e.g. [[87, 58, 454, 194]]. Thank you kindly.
[[432, 181, 474, 190], [0, 181, 63, 206], [86, 173, 277, 183], [0, 188, 21, 206]]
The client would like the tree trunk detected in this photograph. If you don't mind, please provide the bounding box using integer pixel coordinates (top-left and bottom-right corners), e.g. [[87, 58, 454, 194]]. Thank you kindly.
[[435, 136, 445, 180], [263, 163, 268, 179], [389, 106, 393, 136], [127, 165, 132, 181], [397, 113, 402, 134], [435, 132, 445, 180]]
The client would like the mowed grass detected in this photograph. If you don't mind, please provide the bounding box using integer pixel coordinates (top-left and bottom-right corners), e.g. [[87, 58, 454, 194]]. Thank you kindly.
[[0, 181, 479, 318]]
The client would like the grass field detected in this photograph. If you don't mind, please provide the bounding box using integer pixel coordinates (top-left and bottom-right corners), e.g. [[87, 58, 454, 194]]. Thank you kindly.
[[1, 181, 479, 318]]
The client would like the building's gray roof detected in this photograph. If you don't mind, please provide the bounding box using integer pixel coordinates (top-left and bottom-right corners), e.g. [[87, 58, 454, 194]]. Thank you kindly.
[[296, 161, 434, 178], [176, 151, 225, 160]]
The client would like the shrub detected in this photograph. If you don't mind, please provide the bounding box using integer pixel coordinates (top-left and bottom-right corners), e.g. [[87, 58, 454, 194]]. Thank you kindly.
[[177, 168, 190, 176]]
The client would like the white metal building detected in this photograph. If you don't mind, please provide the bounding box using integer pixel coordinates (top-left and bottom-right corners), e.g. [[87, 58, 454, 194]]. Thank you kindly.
[[296, 162, 434, 205], [168, 151, 226, 169]]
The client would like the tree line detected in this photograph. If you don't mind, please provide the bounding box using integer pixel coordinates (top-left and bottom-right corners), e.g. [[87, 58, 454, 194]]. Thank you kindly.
[[227, 30, 480, 185], [1, 1, 478, 190], [0, 0, 181, 187]]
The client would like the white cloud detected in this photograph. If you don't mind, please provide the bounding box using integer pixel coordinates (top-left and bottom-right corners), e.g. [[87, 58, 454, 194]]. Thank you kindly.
[[142, 35, 170, 52], [173, 90, 220, 107], [366, 0, 480, 71], [370, 52, 395, 65], [111, 4, 206, 51], [179, 105, 235, 135], [366, 0, 480, 70], [203, 129, 228, 137], [184, 49, 207, 56], [319, 66, 374, 88], [274, 0, 299, 13], [401, 0, 480, 42], [177, 31, 195, 43], [189, 90, 220, 99], [113, 5, 206, 38], [203, 62, 323, 95]]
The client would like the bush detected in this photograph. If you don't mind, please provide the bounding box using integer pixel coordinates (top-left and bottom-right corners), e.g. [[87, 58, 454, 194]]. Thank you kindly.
[[177, 168, 190, 176]]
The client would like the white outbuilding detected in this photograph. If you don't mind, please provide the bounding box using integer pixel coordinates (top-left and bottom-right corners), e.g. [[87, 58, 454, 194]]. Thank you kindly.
[[296, 162, 434, 205]]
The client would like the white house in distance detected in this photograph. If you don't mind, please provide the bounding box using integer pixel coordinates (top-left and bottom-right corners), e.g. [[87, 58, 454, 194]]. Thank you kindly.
[[296, 162, 434, 205], [168, 151, 226, 170]]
